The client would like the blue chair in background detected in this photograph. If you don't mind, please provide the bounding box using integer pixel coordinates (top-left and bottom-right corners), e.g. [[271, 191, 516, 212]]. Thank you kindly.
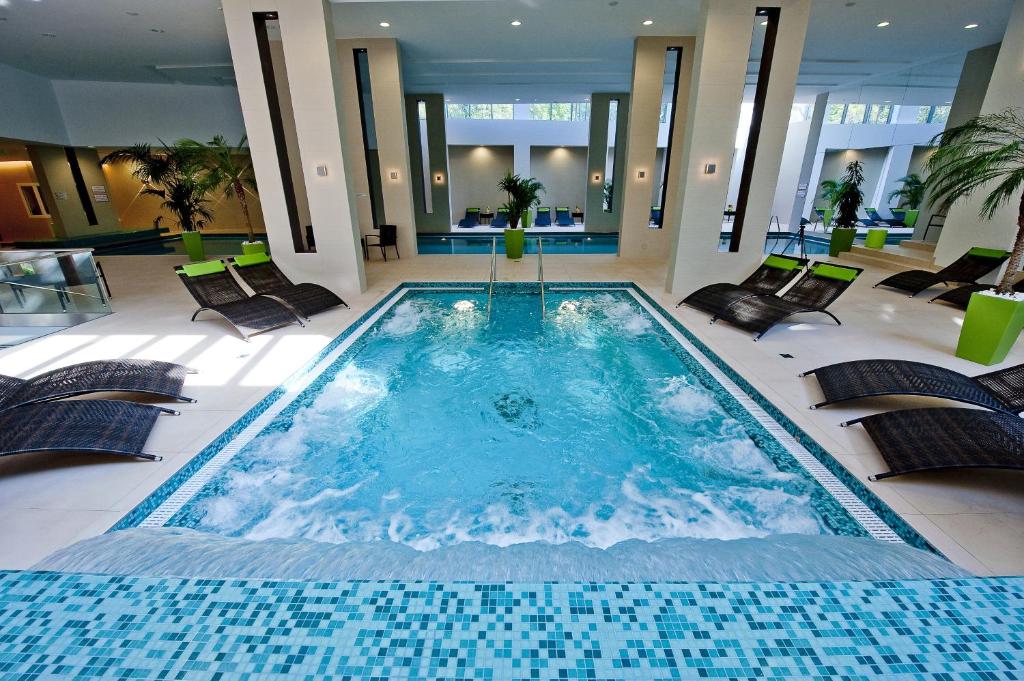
[[490, 209, 509, 228], [458, 208, 481, 228], [650, 206, 662, 224], [888, 209, 907, 227], [555, 207, 573, 227], [535, 207, 552, 227], [864, 208, 890, 226]]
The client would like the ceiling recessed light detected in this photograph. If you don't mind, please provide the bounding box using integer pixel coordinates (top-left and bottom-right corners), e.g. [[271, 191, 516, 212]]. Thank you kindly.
[[41, 32, 56, 37], [876, 20, 890, 27], [126, 11, 139, 16], [515, 98, 521, 101], [964, 23, 979, 29], [510, 20, 522, 26], [642, 19, 654, 26], [150, 28, 165, 33], [379, 21, 390, 27]]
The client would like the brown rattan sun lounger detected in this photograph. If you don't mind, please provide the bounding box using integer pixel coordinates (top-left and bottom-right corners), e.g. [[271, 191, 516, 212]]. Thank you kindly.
[[712, 262, 863, 340], [0, 399, 176, 462], [801, 359, 1024, 414], [841, 407, 1024, 480], [677, 254, 807, 316], [229, 253, 347, 320], [874, 247, 1008, 297], [0, 359, 194, 414], [175, 260, 303, 340]]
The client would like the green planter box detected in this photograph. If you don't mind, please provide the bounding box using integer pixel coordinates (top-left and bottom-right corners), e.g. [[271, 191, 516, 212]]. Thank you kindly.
[[181, 231, 205, 262], [504, 228, 525, 260], [828, 228, 857, 257], [864, 228, 888, 249], [955, 291, 1024, 365], [241, 241, 266, 255]]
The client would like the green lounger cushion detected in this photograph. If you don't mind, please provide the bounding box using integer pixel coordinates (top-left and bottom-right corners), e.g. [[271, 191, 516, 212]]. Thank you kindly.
[[466, 208, 480, 212], [763, 255, 801, 271], [181, 260, 226, 277], [812, 263, 859, 282], [968, 247, 1010, 259], [234, 252, 272, 268], [537, 208, 551, 213]]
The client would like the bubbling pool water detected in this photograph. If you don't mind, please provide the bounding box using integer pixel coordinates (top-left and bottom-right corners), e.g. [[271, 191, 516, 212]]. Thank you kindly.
[[171, 290, 854, 548]]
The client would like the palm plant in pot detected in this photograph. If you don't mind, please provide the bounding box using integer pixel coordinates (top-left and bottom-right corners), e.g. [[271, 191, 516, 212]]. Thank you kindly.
[[497, 171, 545, 259], [181, 135, 262, 254], [925, 107, 1024, 365], [828, 161, 864, 256], [885, 172, 926, 235], [101, 142, 216, 261], [816, 178, 844, 231]]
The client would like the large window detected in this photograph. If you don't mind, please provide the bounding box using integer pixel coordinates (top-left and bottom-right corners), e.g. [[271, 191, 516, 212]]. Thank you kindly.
[[17, 183, 49, 218], [528, 102, 590, 121], [916, 105, 951, 124], [826, 102, 894, 125], [446, 103, 514, 120]]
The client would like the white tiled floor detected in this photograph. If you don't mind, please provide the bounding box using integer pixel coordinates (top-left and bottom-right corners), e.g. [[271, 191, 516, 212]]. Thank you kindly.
[[0, 251, 1021, 575]]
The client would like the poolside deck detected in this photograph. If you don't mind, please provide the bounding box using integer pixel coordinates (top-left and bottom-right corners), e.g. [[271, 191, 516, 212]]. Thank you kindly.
[[0, 252, 1022, 574]]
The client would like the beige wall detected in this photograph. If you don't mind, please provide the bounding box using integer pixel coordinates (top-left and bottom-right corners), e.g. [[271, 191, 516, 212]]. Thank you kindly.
[[27, 145, 122, 239], [818, 147, 889, 211], [0, 160, 54, 242], [530, 146, 587, 211], [448, 145, 514, 222], [98, 151, 267, 234]]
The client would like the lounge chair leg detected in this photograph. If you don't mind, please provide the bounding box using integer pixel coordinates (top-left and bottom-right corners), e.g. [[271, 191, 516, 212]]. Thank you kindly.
[[820, 311, 842, 326]]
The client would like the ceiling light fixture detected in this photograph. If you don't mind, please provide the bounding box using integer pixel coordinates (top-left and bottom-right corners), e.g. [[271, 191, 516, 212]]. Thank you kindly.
[[876, 20, 890, 27], [964, 23, 979, 29], [510, 20, 522, 26], [41, 32, 56, 37], [379, 21, 390, 27], [642, 19, 654, 26], [150, 28, 165, 33]]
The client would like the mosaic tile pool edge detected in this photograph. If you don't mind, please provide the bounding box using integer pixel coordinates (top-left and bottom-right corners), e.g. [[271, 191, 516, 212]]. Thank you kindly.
[[0, 570, 1021, 680], [111, 281, 931, 554]]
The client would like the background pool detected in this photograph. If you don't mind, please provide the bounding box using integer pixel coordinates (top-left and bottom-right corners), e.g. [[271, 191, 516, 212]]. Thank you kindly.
[[171, 289, 860, 549]]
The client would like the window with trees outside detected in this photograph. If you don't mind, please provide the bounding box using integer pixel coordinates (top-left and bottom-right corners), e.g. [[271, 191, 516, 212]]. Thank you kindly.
[[916, 105, 951, 124], [826, 102, 895, 125], [445, 104, 514, 120], [528, 103, 590, 121]]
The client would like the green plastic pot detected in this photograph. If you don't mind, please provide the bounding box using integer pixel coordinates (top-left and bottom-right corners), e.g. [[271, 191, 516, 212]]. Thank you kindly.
[[955, 291, 1024, 365], [241, 241, 266, 255], [181, 231, 205, 262], [864, 228, 888, 249], [504, 228, 525, 260], [828, 228, 857, 257]]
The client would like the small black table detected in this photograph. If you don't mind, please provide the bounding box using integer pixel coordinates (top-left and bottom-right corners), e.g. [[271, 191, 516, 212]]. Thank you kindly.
[[571, 211, 584, 224], [479, 212, 495, 225]]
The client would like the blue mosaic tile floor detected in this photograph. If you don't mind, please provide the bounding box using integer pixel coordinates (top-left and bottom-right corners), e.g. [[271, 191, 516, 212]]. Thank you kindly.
[[0, 571, 1021, 679]]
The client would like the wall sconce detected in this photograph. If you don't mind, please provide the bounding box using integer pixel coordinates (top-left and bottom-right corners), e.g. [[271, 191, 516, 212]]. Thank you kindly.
[[637, 170, 647, 180], [704, 163, 717, 175], [315, 164, 329, 177], [593, 173, 602, 183], [389, 170, 399, 181], [435, 173, 444, 184]]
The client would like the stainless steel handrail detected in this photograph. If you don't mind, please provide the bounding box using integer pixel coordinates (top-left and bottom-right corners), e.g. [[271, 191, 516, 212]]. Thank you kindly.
[[486, 236, 497, 320], [537, 236, 545, 319], [0, 248, 97, 269], [4, 281, 108, 302]]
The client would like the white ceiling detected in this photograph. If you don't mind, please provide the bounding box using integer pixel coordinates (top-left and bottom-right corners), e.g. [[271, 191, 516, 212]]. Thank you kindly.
[[0, 0, 1013, 105]]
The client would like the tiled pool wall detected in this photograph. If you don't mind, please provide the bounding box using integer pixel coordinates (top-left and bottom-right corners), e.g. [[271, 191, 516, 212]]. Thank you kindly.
[[0, 570, 1021, 679]]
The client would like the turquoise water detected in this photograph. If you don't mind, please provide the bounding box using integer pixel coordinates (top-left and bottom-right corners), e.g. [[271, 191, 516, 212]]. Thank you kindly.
[[171, 289, 859, 549]]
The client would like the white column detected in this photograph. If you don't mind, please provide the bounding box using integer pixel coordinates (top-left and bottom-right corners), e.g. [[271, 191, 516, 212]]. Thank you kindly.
[[934, 0, 1024, 266], [619, 36, 696, 259], [666, 0, 811, 295], [873, 144, 914, 211], [223, 0, 366, 294], [787, 91, 828, 230]]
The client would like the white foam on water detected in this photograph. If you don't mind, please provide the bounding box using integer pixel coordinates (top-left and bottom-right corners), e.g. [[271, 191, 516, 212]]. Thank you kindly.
[[588, 294, 652, 335], [658, 376, 719, 418], [379, 299, 439, 336]]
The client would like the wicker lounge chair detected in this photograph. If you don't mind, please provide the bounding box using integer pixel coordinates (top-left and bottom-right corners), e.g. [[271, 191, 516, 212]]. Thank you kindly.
[[841, 408, 1024, 480], [230, 253, 347, 320], [801, 359, 1024, 414], [874, 247, 1009, 297], [0, 359, 193, 414], [0, 399, 176, 462], [676, 254, 807, 315], [929, 279, 1024, 309], [175, 260, 303, 340], [712, 262, 863, 340]]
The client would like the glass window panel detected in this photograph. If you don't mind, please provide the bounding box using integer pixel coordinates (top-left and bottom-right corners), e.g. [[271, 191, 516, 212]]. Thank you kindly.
[[844, 103, 866, 124], [826, 104, 846, 124], [529, 103, 551, 120], [470, 104, 492, 119], [492, 104, 514, 120], [550, 103, 572, 121], [931, 106, 950, 124]]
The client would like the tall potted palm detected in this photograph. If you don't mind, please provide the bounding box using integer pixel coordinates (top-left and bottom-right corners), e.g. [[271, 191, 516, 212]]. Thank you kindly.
[[101, 142, 215, 261], [925, 108, 1024, 364], [497, 171, 544, 260], [887, 173, 926, 210], [181, 135, 261, 253], [828, 162, 864, 256]]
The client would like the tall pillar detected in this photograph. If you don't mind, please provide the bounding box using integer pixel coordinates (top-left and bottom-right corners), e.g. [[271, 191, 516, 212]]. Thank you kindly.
[[619, 37, 695, 259], [223, 0, 365, 293], [873, 144, 915, 211], [934, 0, 1024, 266], [788, 92, 828, 231], [666, 0, 811, 295], [405, 94, 452, 233], [915, 42, 1001, 242], [584, 93, 630, 232]]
